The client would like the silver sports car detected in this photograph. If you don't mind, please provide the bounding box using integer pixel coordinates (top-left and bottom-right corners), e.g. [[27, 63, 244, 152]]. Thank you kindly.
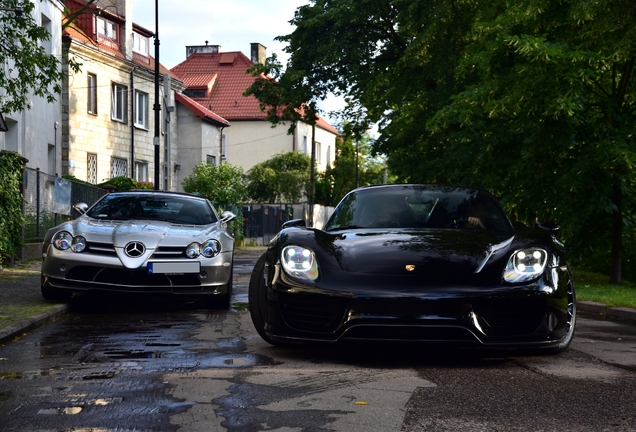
[[40, 191, 236, 307]]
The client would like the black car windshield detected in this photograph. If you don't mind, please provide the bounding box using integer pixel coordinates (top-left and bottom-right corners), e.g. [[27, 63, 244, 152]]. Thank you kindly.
[[87, 194, 218, 225], [324, 185, 513, 233]]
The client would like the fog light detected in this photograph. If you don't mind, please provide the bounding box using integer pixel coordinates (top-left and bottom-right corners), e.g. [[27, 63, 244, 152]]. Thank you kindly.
[[200, 271, 207, 279], [59, 264, 67, 272]]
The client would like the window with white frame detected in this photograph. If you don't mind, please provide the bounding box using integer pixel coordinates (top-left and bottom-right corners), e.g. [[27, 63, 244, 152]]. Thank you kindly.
[[111, 83, 127, 122], [97, 16, 118, 41], [134, 161, 148, 182], [87, 153, 97, 184], [327, 145, 332, 167], [133, 32, 149, 55], [315, 142, 322, 164], [111, 157, 127, 178], [134, 90, 149, 129], [221, 132, 228, 161], [87, 73, 97, 114]]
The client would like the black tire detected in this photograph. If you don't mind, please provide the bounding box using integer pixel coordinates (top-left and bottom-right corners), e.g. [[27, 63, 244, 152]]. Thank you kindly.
[[248, 253, 280, 346], [41, 285, 73, 302]]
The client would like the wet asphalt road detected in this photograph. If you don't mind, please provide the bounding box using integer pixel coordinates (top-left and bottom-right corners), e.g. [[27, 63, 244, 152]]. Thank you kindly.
[[0, 251, 635, 431]]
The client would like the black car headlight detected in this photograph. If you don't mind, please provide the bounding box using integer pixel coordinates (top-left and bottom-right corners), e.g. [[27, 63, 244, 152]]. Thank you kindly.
[[281, 245, 319, 281], [53, 231, 86, 253], [503, 248, 548, 283]]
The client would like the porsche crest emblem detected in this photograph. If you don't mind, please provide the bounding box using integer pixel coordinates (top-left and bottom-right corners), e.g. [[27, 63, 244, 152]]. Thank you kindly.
[[405, 264, 416, 272]]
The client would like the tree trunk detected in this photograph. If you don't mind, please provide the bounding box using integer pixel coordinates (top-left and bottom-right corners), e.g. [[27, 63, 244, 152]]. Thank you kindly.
[[609, 182, 622, 284]]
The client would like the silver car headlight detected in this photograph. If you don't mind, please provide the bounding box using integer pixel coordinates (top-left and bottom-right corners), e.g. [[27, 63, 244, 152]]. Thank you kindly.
[[71, 236, 87, 252], [503, 248, 548, 283], [53, 232, 87, 253], [201, 239, 221, 258], [186, 242, 200, 258], [53, 231, 73, 250], [281, 245, 319, 281]]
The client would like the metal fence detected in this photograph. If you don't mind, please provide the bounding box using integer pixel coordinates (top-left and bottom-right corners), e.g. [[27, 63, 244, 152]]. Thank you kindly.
[[22, 168, 107, 243], [241, 203, 334, 245], [20, 168, 333, 247]]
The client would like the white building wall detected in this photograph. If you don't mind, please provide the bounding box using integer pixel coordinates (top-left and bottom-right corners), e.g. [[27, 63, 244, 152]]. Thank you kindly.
[[0, 0, 64, 176], [173, 105, 223, 192], [294, 121, 337, 172], [225, 121, 294, 171]]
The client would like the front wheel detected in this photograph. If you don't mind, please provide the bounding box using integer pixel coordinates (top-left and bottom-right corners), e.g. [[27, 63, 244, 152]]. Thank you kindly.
[[248, 253, 280, 346]]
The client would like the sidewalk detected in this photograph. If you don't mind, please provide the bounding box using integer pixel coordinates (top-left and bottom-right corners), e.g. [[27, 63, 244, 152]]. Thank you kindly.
[[1, 255, 636, 345]]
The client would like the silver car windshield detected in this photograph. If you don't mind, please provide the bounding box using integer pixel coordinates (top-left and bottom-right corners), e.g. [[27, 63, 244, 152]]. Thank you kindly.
[[86, 194, 218, 225]]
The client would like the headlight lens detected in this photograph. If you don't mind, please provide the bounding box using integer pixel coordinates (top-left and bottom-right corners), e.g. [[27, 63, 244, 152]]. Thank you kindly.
[[281, 245, 319, 281], [201, 239, 221, 258], [53, 231, 73, 250], [53, 232, 87, 253], [185, 242, 200, 258], [503, 248, 548, 283], [71, 236, 87, 252]]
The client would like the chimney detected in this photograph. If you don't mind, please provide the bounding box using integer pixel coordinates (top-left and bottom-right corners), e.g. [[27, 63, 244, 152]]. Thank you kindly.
[[250, 43, 267, 65]]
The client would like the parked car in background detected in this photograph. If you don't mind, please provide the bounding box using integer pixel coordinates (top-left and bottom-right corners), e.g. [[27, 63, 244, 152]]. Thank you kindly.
[[41, 191, 236, 308], [249, 184, 576, 352]]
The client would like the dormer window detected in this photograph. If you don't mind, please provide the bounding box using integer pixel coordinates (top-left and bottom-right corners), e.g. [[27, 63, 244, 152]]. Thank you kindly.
[[133, 32, 149, 56], [97, 16, 118, 41]]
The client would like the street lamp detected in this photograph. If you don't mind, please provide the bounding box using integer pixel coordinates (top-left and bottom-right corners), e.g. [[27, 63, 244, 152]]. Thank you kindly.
[[153, 0, 161, 190]]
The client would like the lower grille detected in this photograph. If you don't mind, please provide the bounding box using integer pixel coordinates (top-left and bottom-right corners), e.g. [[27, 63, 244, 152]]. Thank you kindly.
[[474, 297, 546, 335], [280, 293, 347, 332], [66, 266, 201, 287]]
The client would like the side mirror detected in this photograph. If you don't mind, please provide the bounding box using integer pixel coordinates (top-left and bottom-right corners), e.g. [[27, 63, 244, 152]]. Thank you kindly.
[[73, 202, 89, 215], [220, 211, 237, 223], [282, 219, 306, 229], [535, 221, 560, 232]]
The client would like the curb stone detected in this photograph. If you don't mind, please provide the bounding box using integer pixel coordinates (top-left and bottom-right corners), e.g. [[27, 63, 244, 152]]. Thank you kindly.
[[578, 301, 636, 323], [0, 304, 69, 345]]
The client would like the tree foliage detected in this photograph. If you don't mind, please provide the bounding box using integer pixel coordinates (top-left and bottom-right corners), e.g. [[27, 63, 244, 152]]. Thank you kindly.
[[182, 162, 248, 211], [267, 0, 636, 283], [246, 152, 311, 203], [0, 0, 67, 114], [315, 130, 392, 206], [0, 151, 26, 262]]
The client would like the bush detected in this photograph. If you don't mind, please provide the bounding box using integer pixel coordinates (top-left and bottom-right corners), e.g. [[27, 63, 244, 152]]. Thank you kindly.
[[0, 151, 27, 262]]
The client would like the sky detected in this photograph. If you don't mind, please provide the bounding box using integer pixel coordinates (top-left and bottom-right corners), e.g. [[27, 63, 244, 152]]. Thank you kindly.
[[131, 0, 308, 70], [130, 0, 343, 121]]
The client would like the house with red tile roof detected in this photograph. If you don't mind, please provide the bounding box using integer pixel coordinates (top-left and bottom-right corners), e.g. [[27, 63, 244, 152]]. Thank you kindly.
[[171, 43, 340, 173], [60, 0, 230, 191]]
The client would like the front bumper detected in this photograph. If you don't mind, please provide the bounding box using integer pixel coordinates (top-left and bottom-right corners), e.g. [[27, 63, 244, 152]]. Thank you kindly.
[[262, 265, 574, 348], [41, 243, 232, 296]]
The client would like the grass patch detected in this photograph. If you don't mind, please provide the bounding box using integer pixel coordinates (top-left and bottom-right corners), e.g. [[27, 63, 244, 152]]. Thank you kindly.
[[572, 268, 636, 309]]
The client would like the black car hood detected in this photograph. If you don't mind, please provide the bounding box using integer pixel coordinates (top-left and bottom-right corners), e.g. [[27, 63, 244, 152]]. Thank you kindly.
[[320, 229, 515, 277]]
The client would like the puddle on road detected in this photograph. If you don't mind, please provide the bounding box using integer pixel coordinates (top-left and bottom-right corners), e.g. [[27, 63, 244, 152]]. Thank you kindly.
[[38, 406, 83, 415]]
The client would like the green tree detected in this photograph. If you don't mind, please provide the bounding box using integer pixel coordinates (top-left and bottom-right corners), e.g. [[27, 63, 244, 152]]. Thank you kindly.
[[246, 152, 311, 203], [261, 0, 636, 283], [182, 162, 248, 210], [0, 151, 26, 262], [1, 1, 65, 114], [315, 131, 393, 206]]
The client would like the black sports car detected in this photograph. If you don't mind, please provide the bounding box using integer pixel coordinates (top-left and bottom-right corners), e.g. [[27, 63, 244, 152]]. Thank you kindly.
[[249, 184, 576, 352]]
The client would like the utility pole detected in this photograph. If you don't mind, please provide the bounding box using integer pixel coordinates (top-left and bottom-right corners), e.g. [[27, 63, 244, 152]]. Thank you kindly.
[[153, 0, 161, 190]]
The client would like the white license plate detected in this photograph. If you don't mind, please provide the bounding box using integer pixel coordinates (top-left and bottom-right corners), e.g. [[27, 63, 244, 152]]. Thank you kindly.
[[148, 262, 200, 274]]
